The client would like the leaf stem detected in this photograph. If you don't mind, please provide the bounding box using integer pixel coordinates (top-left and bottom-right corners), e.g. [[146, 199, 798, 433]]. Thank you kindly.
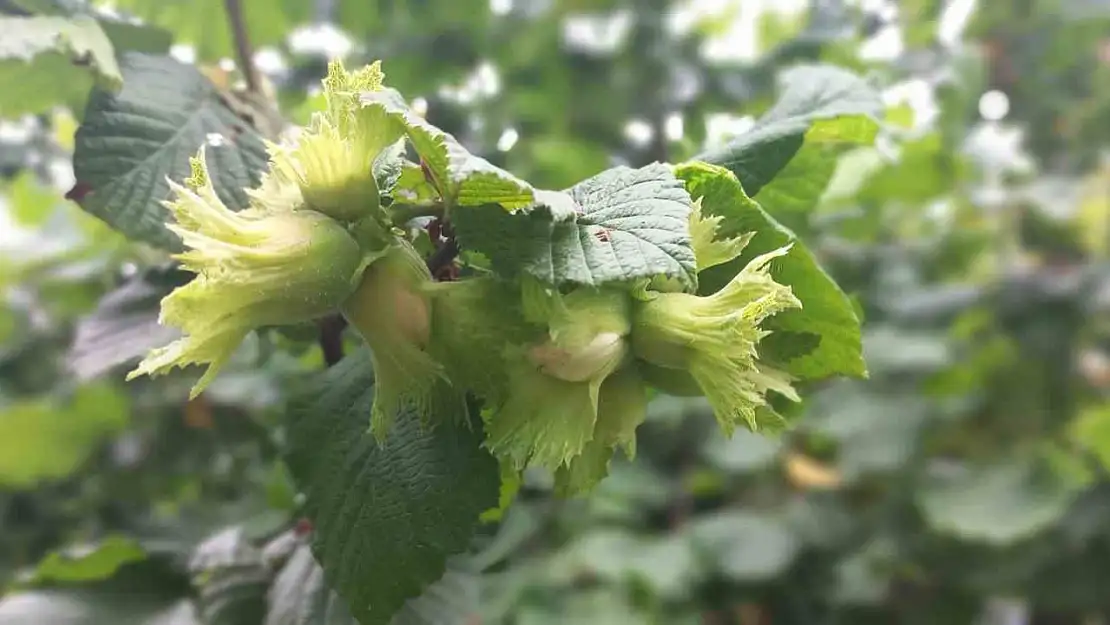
[[426, 221, 460, 280], [223, 0, 261, 94], [317, 315, 348, 366]]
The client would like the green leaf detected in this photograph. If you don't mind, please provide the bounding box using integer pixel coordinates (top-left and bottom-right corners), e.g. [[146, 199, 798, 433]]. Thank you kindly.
[[5, 170, 59, 227], [0, 15, 119, 117], [284, 349, 499, 625], [72, 53, 269, 249], [30, 536, 147, 584], [266, 547, 479, 625], [0, 384, 129, 488], [918, 461, 1078, 545], [69, 265, 192, 380], [754, 115, 881, 218], [453, 163, 698, 289], [109, 0, 310, 61], [1070, 403, 1110, 470], [686, 510, 800, 582], [361, 90, 534, 209], [675, 161, 865, 379], [695, 64, 881, 197]]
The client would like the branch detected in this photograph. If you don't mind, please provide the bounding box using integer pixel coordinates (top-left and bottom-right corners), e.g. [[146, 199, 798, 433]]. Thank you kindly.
[[223, 0, 262, 94], [317, 315, 348, 367], [427, 236, 461, 280]]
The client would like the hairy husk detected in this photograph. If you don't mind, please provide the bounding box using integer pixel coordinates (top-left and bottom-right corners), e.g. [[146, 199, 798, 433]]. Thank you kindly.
[[128, 151, 365, 397], [342, 242, 459, 438], [631, 245, 803, 433]]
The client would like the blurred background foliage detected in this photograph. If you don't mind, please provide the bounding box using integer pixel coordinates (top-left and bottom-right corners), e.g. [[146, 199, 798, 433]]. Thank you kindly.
[[3, 0, 1110, 624]]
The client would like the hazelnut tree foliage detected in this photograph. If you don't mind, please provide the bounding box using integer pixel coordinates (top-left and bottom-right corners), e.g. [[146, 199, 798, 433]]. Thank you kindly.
[[0, 0, 891, 623]]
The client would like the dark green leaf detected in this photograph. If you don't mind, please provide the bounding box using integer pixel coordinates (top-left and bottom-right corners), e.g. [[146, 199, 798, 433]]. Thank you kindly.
[[0, 14, 119, 117], [453, 163, 698, 289], [676, 161, 865, 379], [69, 266, 192, 380], [72, 52, 269, 249], [284, 349, 499, 625], [695, 64, 881, 196]]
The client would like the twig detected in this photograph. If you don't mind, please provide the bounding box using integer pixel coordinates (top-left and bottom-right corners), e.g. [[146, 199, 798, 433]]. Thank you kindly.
[[427, 236, 461, 280], [223, 0, 262, 94], [317, 315, 347, 367]]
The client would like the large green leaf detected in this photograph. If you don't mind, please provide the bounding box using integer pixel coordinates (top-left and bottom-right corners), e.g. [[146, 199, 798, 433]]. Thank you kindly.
[[284, 349, 499, 625], [695, 64, 882, 197], [918, 461, 1079, 545], [452, 163, 698, 289], [0, 384, 129, 488], [0, 15, 119, 117], [72, 52, 269, 249], [265, 546, 479, 625], [675, 161, 865, 379]]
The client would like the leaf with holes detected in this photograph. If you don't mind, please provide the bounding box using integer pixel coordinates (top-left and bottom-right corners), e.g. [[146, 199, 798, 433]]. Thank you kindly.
[[72, 52, 269, 249], [452, 163, 698, 289], [675, 161, 865, 379], [695, 64, 882, 197], [0, 15, 120, 117], [284, 349, 499, 625]]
